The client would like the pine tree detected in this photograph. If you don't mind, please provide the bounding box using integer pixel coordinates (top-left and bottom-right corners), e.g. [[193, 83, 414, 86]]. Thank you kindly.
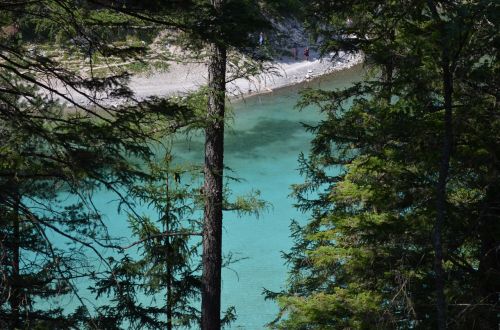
[[90, 150, 267, 329], [90, 2, 274, 328], [0, 2, 194, 327], [271, 1, 499, 328], [90, 157, 203, 330], [2, 1, 298, 328], [202, 0, 226, 328]]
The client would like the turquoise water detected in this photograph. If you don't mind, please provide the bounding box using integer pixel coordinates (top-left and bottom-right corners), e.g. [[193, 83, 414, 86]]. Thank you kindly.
[[172, 65, 364, 328], [49, 65, 363, 328]]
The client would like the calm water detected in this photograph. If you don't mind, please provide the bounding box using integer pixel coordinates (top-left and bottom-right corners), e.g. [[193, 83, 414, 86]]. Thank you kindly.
[[181, 65, 363, 328], [54, 64, 363, 328]]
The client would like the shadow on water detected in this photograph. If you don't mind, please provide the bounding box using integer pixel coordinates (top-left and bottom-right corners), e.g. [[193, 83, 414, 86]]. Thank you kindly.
[[48, 64, 364, 329], [225, 118, 311, 157], [172, 117, 316, 162]]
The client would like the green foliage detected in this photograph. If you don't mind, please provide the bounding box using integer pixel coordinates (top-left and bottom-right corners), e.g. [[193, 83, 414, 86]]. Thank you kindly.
[[0, 68, 197, 327], [90, 154, 268, 329], [0, 0, 276, 327], [271, 1, 500, 329], [90, 157, 203, 329], [224, 189, 269, 217], [262, 0, 307, 18], [0, 2, 200, 327]]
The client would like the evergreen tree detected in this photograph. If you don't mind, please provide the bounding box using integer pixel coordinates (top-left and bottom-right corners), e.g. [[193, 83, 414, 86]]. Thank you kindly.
[[1, 1, 299, 328], [271, 1, 499, 329], [0, 2, 194, 327], [91, 150, 267, 329], [90, 2, 275, 328], [91, 157, 203, 330], [0, 77, 169, 328], [202, 0, 226, 327]]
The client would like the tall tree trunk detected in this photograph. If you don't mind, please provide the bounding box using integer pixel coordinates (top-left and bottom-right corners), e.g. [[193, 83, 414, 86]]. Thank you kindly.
[[163, 173, 175, 330], [382, 29, 395, 103], [10, 191, 21, 328], [202, 0, 226, 328], [166, 241, 173, 330], [478, 185, 500, 329], [426, 2, 452, 328], [165, 177, 173, 330], [433, 50, 453, 330], [166, 238, 173, 330]]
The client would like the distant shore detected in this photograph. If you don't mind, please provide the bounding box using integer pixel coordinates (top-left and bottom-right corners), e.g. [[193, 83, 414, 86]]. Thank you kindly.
[[129, 51, 364, 102], [55, 51, 363, 107], [227, 52, 364, 101]]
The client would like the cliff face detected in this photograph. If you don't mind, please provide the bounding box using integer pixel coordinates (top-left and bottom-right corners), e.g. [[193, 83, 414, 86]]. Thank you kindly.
[[265, 16, 311, 57]]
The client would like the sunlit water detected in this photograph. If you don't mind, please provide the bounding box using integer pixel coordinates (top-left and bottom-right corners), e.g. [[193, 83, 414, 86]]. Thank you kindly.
[[203, 65, 361, 328], [51, 64, 363, 328]]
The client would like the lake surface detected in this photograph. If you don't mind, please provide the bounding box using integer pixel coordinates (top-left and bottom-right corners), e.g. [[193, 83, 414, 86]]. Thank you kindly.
[[179, 65, 363, 328], [55, 64, 363, 328]]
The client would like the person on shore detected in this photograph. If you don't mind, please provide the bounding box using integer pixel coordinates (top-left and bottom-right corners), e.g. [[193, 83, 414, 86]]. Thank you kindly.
[[304, 47, 310, 61], [292, 43, 298, 60], [259, 32, 264, 46]]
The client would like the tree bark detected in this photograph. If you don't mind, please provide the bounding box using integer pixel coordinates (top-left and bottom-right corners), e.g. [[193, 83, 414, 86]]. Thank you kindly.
[[10, 191, 21, 329], [478, 185, 500, 329], [165, 177, 173, 330], [166, 240, 173, 330], [426, 2, 452, 328], [201, 1, 226, 328], [433, 48, 453, 330], [382, 29, 395, 103]]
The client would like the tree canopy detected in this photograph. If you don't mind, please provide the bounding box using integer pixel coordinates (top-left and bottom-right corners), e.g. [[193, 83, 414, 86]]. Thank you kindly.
[[1, 0, 275, 328], [271, 1, 499, 329]]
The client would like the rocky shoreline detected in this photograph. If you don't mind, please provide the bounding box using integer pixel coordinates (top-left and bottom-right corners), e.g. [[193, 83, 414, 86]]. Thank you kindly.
[[128, 51, 364, 103]]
